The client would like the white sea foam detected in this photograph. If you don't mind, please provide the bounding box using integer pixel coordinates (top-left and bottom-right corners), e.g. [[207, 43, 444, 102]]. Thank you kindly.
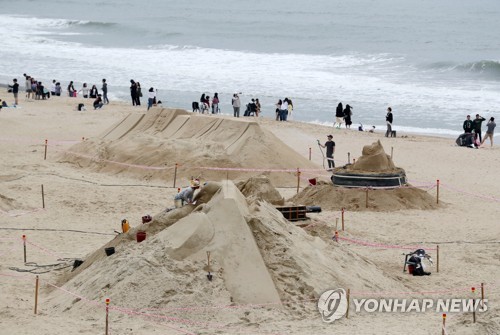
[[1, 14, 499, 137]]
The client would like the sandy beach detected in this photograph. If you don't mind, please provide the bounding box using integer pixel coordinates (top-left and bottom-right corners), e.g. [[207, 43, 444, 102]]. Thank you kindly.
[[0, 94, 499, 335]]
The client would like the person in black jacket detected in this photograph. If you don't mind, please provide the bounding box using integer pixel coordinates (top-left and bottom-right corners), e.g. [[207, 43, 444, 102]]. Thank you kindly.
[[463, 115, 473, 133], [130, 80, 138, 106], [472, 114, 486, 142], [385, 107, 393, 137], [8, 78, 19, 106], [334, 102, 344, 128]]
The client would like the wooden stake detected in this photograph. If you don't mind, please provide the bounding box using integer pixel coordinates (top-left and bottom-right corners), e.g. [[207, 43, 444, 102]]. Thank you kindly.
[[391, 146, 394, 159], [296, 168, 301, 194], [23, 235, 27, 263], [436, 245, 440, 273], [353, 158, 356, 164], [436, 179, 440, 204], [481, 283, 485, 308], [308, 147, 311, 160], [34, 275, 39, 314], [442, 314, 446, 335], [365, 188, 369, 208], [44, 139, 47, 160], [173, 163, 178, 188], [335, 218, 338, 231], [206, 251, 211, 269], [341, 208, 345, 231], [348, 152, 351, 164], [105, 298, 110, 335], [346, 288, 350, 319], [472, 287, 476, 323], [41, 184, 45, 209]]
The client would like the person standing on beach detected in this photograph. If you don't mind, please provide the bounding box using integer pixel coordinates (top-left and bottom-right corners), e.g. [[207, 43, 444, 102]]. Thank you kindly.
[[89, 85, 98, 99], [25, 76, 32, 99], [280, 98, 289, 121], [472, 114, 486, 142], [232, 93, 241, 117], [79, 83, 89, 98], [102, 79, 109, 104], [130, 80, 138, 106], [67, 81, 75, 97], [335, 102, 344, 128], [136, 82, 142, 106], [275, 99, 282, 120], [9, 79, 19, 106], [344, 104, 353, 128], [463, 115, 473, 133], [287, 98, 293, 119], [147, 87, 156, 110], [385, 107, 393, 137], [50, 80, 56, 97], [212, 93, 219, 114], [255, 98, 261, 117], [10, 78, 19, 105], [319, 134, 335, 169], [480, 117, 496, 147]]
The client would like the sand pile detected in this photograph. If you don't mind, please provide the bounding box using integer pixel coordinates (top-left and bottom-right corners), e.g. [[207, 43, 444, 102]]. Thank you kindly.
[[290, 181, 438, 211], [60, 108, 318, 186], [48, 180, 408, 328], [236, 175, 284, 205]]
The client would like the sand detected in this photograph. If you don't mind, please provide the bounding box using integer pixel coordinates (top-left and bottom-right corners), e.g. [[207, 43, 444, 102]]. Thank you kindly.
[[0, 94, 499, 335]]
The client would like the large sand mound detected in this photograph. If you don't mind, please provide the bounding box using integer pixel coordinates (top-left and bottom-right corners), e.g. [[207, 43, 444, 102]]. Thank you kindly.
[[60, 108, 318, 186], [49, 180, 408, 326], [290, 181, 438, 211], [236, 175, 284, 205]]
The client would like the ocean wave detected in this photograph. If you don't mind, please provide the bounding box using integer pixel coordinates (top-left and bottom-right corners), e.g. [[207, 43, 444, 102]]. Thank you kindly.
[[427, 60, 500, 77], [66, 20, 116, 28], [0, 15, 114, 30]]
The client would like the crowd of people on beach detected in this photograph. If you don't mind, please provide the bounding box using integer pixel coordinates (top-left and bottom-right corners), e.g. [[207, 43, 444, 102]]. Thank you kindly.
[[3, 75, 496, 149], [191, 92, 264, 119], [3, 74, 111, 111], [462, 114, 496, 147]]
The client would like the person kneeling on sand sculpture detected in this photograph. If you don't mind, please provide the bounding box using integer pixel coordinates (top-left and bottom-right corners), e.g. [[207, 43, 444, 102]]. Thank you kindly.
[[174, 179, 200, 206]]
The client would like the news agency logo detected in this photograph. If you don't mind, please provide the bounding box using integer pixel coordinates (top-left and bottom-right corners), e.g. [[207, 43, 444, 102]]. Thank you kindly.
[[318, 288, 488, 323], [317, 288, 348, 323]]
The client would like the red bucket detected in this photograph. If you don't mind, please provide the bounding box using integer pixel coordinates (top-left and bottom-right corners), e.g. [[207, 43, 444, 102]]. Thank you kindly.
[[308, 178, 317, 186], [136, 231, 146, 243]]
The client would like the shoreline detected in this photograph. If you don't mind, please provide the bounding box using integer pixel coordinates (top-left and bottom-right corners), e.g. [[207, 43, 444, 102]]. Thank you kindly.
[[2, 79, 494, 142], [2, 82, 494, 146]]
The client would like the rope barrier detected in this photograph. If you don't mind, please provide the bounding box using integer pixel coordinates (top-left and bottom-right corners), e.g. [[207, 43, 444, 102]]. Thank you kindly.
[[0, 227, 116, 236], [25, 239, 66, 260], [440, 183, 500, 203]]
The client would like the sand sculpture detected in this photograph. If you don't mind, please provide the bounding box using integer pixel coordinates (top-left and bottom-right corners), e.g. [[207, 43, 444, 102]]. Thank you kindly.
[[61, 108, 317, 186], [331, 140, 407, 188], [50, 180, 407, 323]]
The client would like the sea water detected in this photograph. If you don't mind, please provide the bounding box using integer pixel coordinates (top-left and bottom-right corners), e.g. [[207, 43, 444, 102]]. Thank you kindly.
[[0, 0, 499, 137]]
